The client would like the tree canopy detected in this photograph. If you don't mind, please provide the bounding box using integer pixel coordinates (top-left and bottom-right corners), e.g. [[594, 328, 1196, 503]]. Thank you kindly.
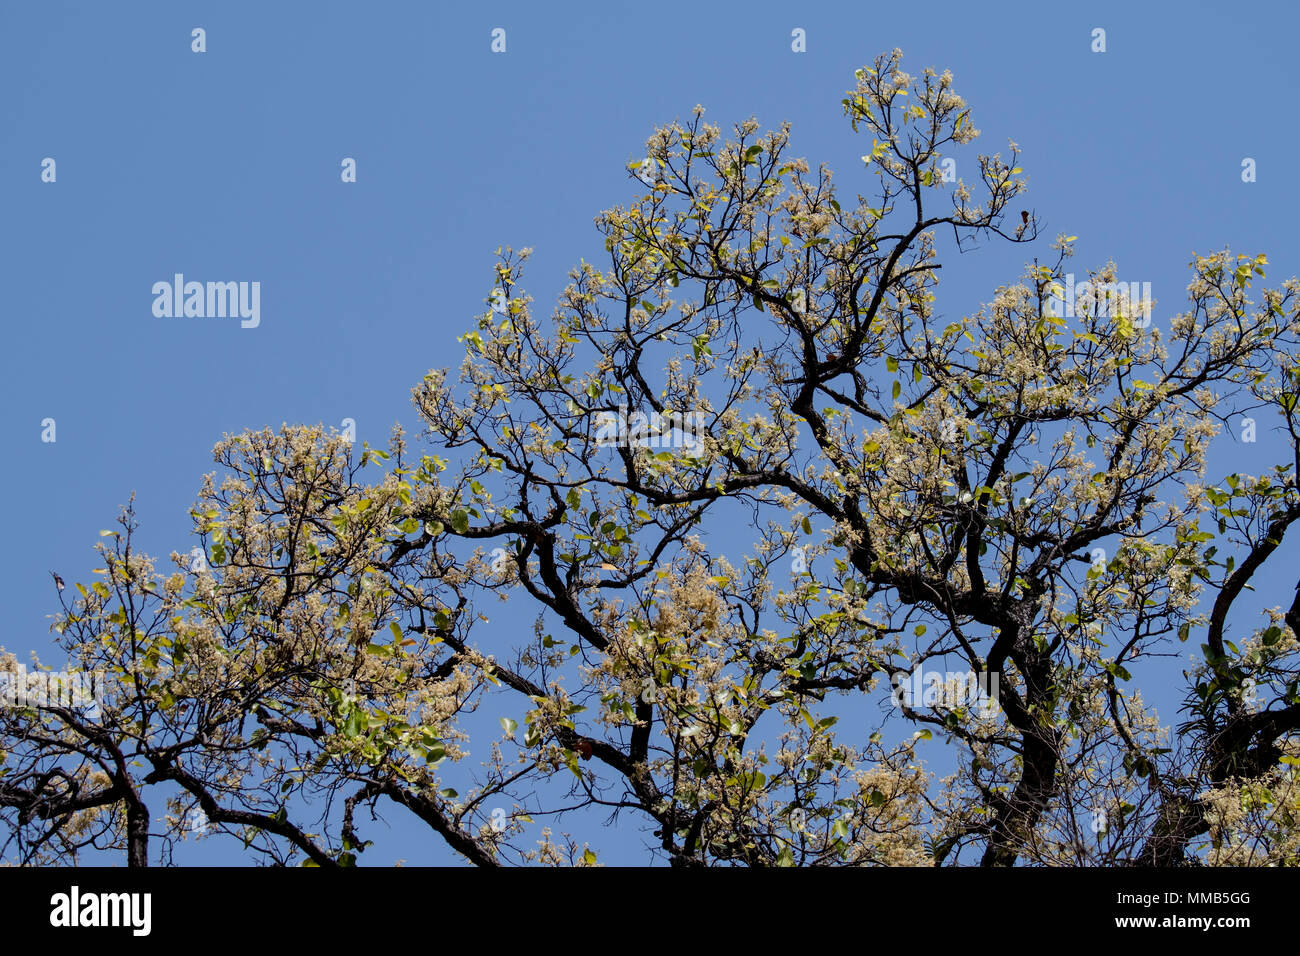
[[5, 50, 1300, 867]]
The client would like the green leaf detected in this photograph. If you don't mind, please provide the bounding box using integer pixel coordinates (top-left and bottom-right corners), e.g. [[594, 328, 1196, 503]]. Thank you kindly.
[[500, 716, 518, 738], [450, 510, 470, 534]]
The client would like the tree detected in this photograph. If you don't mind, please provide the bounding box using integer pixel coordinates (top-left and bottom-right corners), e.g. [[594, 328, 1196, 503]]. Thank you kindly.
[[4, 49, 1300, 867]]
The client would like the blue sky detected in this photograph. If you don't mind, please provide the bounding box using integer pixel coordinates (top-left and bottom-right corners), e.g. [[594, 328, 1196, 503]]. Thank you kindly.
[[2, 1, 1297, 864]]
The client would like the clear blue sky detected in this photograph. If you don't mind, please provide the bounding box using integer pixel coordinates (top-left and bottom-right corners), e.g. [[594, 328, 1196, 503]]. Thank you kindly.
[[2, 0, 1296, 864]]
